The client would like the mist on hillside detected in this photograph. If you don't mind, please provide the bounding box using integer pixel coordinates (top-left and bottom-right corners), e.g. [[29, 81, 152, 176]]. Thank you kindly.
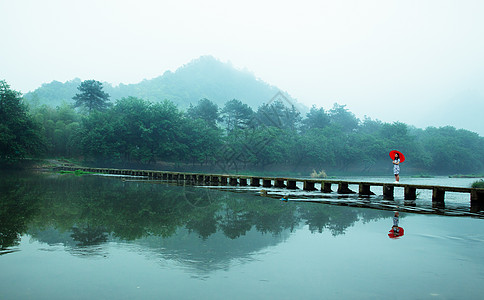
[[23, 56, 483, 137]]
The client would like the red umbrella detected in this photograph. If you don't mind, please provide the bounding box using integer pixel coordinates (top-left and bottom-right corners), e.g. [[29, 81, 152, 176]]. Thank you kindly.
[[388, 227, 404, 239], [389, 150, 405, 163]]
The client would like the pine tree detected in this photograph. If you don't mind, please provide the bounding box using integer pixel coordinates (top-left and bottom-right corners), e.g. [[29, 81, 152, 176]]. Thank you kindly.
[[73, 80, 110, 113]]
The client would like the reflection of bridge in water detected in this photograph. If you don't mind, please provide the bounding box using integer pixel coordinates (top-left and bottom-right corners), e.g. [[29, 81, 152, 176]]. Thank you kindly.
[[57, 166, 484, 213]]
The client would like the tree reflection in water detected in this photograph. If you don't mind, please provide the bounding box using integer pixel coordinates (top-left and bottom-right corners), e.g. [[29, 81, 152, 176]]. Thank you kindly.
[[0, 171, 41, 250], [71, 225, 108, 246], [1, 171, 389, 267]]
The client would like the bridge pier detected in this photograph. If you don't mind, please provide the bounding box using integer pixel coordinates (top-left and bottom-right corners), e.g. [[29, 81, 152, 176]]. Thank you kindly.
[[471, 190, 484, 212], [432, 188, 445, 208], [287, 180, 297, 189], [358, 184, 374, 196], [274, 179, 286, 188], [250, 178, 260, 187], [229, 177, 238, 186], [303, 181, 316, 191], [211, 176, 220, 185], [322, 182, 332, 193], [239, 178, 248, 186], [404, 186, 417, 200], [338, 182, 355, 194], [383, 184, 394, 200], [189, 174, 196, 182], [263, 179, 272, 188]]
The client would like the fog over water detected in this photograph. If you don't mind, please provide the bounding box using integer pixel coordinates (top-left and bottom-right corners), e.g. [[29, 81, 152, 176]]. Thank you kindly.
[[1, 0, 483, 135]]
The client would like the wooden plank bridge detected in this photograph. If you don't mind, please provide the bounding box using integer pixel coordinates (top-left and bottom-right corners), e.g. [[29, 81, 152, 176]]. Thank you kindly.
[[57, 166, 484, 212]]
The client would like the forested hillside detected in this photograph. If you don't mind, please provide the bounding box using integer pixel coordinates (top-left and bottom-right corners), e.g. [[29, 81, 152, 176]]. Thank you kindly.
[[23, 56, 298, 111], [3, 78, 484, 175]]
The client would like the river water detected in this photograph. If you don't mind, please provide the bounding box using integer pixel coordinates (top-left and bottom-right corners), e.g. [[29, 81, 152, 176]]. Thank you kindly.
[[1, 170, 484, 299]]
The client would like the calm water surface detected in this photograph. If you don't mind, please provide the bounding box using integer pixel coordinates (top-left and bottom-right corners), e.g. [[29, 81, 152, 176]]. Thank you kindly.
[[1, 171, 484, 299]]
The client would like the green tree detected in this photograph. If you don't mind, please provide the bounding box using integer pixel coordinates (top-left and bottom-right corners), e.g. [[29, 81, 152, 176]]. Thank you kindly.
[[187, 98, 220, 128], [79, 97, 188, 164], [301, 105, 330, 132], [73, 80, 110, 113], [79, 111, 118, 161], [179, 117, 223, 166], [221, 99, 254, 132], [300, 128, 337, 168], [32, 103, 81, 157], [0, 80, 44, 162], [147, 100, 185, 162], [256, 100, 302, 130], [419, 126, 484, 173], [328, 103, 359, 132]]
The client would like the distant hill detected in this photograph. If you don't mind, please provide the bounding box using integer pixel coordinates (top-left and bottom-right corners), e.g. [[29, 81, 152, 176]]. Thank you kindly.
[[24, 56, 304, 111]]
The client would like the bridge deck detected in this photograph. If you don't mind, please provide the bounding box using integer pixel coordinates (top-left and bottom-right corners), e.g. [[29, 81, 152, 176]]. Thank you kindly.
[[56, 166, 484, 211]]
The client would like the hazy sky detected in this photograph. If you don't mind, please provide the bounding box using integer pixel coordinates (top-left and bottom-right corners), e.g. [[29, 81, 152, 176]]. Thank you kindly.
[[1, 0, 483, 135]]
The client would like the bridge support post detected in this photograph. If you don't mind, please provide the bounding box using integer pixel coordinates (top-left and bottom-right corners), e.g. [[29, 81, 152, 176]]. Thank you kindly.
[[471, 189, 484, 212], [432, 188, 445, 208], [338, 182, 355, 194], [358, 184, 374, 196], [229, 177, 238, 186], [383, 184, 394, 200], [303, 181, 316, 191], [404, 186, 417, 200], [263, 179, 272, 188], [239, 178, 248, 186], [188, 174, 196, 183], [287, 180, 297, 189], [274, 179, 286, 188], [322, 182, 332, 193], [211, 176, 220, 185], [250, 178, 260, 187], [220, 176, 228, 185]]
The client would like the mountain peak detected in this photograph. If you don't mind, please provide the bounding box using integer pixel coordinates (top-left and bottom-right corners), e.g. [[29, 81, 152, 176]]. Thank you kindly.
[[24, 56, 300, 111]]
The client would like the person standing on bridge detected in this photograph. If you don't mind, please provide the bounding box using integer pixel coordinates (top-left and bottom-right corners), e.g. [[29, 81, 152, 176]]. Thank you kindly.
[[393, 153, 400, 183], [389, 150, 405, 183]]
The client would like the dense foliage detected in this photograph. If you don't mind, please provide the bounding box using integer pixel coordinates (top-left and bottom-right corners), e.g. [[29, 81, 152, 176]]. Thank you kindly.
[[3, 79, 484, 174], [0, 81, 44, 163]]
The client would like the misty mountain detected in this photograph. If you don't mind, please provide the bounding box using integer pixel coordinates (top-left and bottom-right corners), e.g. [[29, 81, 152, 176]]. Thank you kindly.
[[23, 56, 303, 111]]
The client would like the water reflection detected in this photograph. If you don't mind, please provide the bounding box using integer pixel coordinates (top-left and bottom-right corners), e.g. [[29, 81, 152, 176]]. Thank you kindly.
[[388, 211, 404, 239], [0, 172, 41, 250], [71, 225, 109, 246], [0, 170, 390, 268]]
